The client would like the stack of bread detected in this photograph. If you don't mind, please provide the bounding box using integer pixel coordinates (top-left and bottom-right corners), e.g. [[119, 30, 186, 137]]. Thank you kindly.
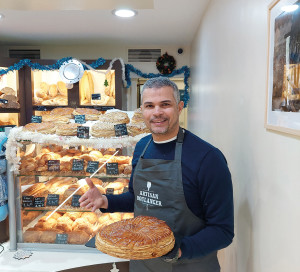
[[127, 108, 150, 136], [19, 146, 132, 176], [0, 87, 20, 109], [34, 81, 68, 106], [91, 111, 130, 138], [23, 210, 134, 244], [21, 176, 129, 210]]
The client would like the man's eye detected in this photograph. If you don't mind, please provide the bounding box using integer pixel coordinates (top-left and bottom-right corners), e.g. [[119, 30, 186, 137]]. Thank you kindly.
[[162, 103, 170, 107], [145, 105, 153, 108]]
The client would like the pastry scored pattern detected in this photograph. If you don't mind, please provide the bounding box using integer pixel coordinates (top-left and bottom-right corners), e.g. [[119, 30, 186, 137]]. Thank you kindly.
[[96, 216, 175, 260]]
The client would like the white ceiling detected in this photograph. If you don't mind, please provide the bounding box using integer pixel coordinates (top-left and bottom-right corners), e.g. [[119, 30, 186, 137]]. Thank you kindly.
[[0, 0, 210, 46]]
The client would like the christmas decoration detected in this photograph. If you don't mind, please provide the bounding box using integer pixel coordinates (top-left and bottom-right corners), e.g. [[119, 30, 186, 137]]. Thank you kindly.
[[156, 52, 176, 75]]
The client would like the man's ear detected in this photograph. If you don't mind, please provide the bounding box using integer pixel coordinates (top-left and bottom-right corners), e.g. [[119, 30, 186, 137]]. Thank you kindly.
[[178, 101, 184, 114]]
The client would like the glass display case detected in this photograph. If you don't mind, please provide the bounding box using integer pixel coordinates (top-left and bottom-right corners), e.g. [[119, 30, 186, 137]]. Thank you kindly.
[[6, 108, 148, 251]]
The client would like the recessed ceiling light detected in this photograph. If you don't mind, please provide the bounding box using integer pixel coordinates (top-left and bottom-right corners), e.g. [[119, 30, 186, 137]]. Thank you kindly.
[[112, 9, 137, 18], [0, 14, 5, 20], [281, 4, 298, 12]]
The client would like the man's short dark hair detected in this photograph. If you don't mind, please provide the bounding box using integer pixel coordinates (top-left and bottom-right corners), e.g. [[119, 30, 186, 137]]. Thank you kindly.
[[141, 77, 180, 103]]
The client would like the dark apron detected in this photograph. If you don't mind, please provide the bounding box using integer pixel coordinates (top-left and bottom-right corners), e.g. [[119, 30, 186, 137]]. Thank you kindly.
[[130, 128, 220, 272]]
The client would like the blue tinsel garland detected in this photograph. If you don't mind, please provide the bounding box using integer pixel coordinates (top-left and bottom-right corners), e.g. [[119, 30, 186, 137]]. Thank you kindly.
[[125, 64, 190, 107], [0, 57, 190, 107], [0, 57, 106, 75]]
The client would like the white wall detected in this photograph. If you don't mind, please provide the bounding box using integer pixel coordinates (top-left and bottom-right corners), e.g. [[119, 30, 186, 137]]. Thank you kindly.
[[190, 0, 300, 272], [0, 44, 190, 75]]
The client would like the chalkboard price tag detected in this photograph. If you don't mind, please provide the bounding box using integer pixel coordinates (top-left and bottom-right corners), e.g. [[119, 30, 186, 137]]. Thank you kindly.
[[74, 115, 86, 124], [34, 197, 45, 207], [46, 194, 60, 206], [48, 160, 60, 171], [36, 106, 47, 111], [22, 196, 34, 207], [72, 159, 84, 171], [71, 194, 81, 207], [106, 163, 119, 175], [106, 188, 115, 195], [92, 93, 101, 100], [114, 124, 128, 137], [77, 126, 89, 139], [55, 233, 68, 244], [31, 115, 42, 123], [86, 161, 99, 173], [122, 187, 129, 193], [0, 99, 8, 104]]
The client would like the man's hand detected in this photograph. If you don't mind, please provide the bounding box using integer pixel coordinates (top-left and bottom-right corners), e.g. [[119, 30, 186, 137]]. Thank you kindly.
[[162, 236, 182, 263], [79, 178, 108, 212]]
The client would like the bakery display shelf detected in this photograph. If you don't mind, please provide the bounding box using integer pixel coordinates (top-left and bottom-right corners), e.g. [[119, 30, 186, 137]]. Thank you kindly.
[[22, 206, 91, 213], [0, 108, 20, 113], [17, 173, 131, 178]]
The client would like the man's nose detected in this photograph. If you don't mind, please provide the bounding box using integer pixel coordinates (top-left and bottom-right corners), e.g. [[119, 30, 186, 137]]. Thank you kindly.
[[153, 106, 163, 115]]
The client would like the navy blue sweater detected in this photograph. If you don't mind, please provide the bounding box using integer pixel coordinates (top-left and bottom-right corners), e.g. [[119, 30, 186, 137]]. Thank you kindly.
[[105, 130, 234, 259]]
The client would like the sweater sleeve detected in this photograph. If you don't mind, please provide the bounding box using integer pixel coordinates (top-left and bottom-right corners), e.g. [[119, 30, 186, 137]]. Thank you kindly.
[[180, 148, 234, 259]]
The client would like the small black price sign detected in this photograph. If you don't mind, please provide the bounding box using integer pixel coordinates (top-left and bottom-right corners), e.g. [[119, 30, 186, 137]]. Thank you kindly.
[[114, 123, 128, 137], [22, 196, 34, 207], [55, 233, 68, 244], [92, 93, 101, 100], [48, 160, 60, 171], [34, 197, 45, 207], [122, 187, 129, 193], [0, 99, 8, 104], [46, 194, 60, 206], [106, 163, 119, 175], [72, 159, 84, 171], [74, 115, 86, 124], [77, 126, 89, 139], [71, 195, 81, 207], [36, 106, 47, 111], [86, 161, 99, 173], [106, 188, 114, 195], [31, 115, 42, 123]]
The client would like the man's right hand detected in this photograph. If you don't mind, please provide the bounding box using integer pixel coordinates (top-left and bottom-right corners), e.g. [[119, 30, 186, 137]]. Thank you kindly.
[[79, 178, 108, 212]]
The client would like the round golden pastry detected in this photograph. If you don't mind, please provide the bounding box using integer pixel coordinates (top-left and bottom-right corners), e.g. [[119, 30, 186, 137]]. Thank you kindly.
[[91, 121, 116, 138], [50, 107, 74, 118], [73, 108, 101, 121], [96, 215, 175, 260], [98, 111, 130, 124], [42, 114, 70, 123], [24, 122, 56, 134], [55, 123, 79, 136]]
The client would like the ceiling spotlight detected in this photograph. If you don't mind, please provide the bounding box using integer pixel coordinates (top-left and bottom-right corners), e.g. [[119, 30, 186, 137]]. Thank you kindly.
[[112, 9, 137, 18], [281, 4, 298, 12]]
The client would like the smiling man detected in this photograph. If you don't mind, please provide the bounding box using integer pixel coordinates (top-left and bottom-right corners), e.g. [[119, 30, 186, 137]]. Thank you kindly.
[[80, 77, 234, 272]]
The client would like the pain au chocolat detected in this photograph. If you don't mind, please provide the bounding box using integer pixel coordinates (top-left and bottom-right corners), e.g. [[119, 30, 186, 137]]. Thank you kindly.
[[95, 215, 175, 260]]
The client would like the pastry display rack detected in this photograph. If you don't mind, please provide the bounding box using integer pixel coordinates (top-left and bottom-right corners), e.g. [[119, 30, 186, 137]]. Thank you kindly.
[[24, 59, 124, 124], [0, 58, 27, 130], [6, 109, 149, 252]]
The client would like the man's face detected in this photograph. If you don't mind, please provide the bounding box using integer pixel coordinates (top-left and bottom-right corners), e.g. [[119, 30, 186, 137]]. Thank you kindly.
[[141, 86, 184, 140]]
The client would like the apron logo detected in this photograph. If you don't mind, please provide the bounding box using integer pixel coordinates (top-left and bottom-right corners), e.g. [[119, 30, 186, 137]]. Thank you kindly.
[[136, 181, 162, 209]]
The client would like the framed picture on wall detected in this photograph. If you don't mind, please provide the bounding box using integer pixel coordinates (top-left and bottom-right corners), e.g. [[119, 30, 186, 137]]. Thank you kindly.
[[265, 0, 300, 136]]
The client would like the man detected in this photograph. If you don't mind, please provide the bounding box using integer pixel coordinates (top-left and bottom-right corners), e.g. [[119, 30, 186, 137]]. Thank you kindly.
[[79, 77, 234, 272]]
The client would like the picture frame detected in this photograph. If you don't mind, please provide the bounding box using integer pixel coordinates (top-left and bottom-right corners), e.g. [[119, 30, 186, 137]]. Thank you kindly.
[[265, 0, 300, 136]]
